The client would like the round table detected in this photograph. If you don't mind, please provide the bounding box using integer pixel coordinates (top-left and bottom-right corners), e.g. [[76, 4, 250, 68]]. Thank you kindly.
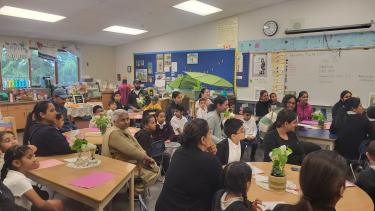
[[248, 162, 374, 211]]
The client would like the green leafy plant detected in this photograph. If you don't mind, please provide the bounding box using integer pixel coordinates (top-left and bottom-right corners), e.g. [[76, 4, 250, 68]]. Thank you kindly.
[[94, 114, 110, 134], [224, 109, 235, 119], [269, 145, 293, 177], [71, 137, 88, 151], [312, 110, 326, 126]]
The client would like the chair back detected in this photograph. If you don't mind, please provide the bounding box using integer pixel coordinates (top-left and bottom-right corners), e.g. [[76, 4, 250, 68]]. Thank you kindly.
[[149, 140, 165, 158], [138, 194, 148, 211]]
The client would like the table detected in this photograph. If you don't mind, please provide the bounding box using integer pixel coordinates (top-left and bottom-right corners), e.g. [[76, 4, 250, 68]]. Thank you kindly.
[[64, 127, 141, 145], [128, 111, 143, 120], [28, 154, 136, 211], [297, 128, 337, 150], [248, 162, 373, 211]]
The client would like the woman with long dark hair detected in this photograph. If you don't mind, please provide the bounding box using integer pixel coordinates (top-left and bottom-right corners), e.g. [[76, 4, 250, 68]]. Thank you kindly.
[[330, 90, 352, 133], [155, 119, 222, 211], [335, 97, 375, 160], [263, 109, 304, 165], [273, 150, 347, 211], [23, 101, 72, 156], [255, 90, 270, 118], [297, 91, 313, 121]]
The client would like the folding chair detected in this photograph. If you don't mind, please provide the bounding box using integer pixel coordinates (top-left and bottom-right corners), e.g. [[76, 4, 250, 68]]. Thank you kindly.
[[138, 194, 148, 211], [149, 140, 166, 175]]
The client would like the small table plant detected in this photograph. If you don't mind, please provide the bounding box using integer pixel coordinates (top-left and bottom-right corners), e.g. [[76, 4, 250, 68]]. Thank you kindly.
[[268, 145, 292, 191], [71, 136, 97, 167], [312, 110, 326, 128], [94, 114, 110, 134]]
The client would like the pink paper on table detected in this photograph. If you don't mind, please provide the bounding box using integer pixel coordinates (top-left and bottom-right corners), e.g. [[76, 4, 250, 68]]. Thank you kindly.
[[37, 159, 64, 170], [88, 128, 100, 132], [300, 120, 318, 125], [70, 172, 114, 189]]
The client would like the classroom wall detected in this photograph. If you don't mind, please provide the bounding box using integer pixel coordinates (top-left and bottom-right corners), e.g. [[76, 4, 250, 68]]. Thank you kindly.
[[116, 0, 375, 83], [79, 44, 116, 81]]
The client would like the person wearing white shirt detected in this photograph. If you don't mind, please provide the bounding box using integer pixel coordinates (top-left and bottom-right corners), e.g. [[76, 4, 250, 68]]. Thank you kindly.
[[196, 98, 208, 120], [216, 119, 246, 165], [106, 100, 117, 122], [170, 105, 188, 135], [242, 107, 258, 161]]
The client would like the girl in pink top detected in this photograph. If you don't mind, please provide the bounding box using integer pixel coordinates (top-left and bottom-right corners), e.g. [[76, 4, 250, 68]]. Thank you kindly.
[[297, 91, 313, 121]]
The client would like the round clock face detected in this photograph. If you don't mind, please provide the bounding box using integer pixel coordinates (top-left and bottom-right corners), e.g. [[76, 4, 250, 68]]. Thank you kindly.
[[263, 21, 278, 36]]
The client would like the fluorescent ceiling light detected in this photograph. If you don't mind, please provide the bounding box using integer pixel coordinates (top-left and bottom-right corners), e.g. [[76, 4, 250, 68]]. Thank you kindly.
[[173, 0, 222, 16], [0, 6, 65, 22], [103, 25, 147, 35]]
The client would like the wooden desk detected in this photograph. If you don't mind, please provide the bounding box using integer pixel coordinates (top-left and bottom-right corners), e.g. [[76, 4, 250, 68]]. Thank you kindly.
[[65, 127, 140, 145], [28, 154, 136, 211], [248, 162, 373, 211], [128, 112, 143, 120], [296, 128, 337, 150]]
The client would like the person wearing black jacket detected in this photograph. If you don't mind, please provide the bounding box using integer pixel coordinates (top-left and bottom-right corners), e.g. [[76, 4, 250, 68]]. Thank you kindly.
[[330, 90, 352, 133], [23, 101, 73, 156], [51, 88, 76, 133], [127, 80, 150, 111], [335, 97, 375, 160], [255, 90, 270, 119], [165, 91, 185, 122], [263, 109, 304, 165], [356, 141, 375, 207], [216, 118, 247, 165], [155, 119, 222, 211]]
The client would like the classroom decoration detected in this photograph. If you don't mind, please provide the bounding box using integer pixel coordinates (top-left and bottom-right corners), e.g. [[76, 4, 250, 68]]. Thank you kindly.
[[269, 145, 292, 191], [134, 49, 235, 91], [69, 136, 99, 168], [168, 75, 200, 90], [185, 72, 233, 88], [3, 40, 30, 60]]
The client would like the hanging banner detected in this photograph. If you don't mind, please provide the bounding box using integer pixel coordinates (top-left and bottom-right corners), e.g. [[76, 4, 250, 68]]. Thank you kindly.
[[3, 41, 30, 60]]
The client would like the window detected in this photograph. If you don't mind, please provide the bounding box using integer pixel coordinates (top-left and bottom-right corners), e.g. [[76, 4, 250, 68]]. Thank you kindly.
[[1, 48, 29, 82], [57, 51, 78, 85], [31, 49, 55, 86]]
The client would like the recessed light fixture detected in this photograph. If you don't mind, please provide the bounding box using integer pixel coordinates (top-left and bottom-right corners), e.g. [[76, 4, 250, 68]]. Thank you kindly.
[[103, 25, 148, 35], [0, 6, 65, 22], [173, 0, 222, 16]]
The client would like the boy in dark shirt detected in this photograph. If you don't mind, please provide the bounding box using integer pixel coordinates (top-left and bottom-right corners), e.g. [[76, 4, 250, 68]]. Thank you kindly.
[[356, 141, 375, 206]]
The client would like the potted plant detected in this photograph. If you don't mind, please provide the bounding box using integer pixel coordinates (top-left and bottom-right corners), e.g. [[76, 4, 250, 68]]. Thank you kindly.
[[94, 114, 110, 134], [70, 136, 97, 166], [312, 110, 326, 128], [268, 145, 292, 191]]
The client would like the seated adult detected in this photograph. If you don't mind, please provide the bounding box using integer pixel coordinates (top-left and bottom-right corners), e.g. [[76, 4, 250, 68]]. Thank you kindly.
[[23, 101, 72, 156], [165, 91, 185, 122], [263, 109, 304, 165], [216, 118, 246, 165], [273, 150, 347, 211], [101, 109, 159, 187], [51, 88, 76, 132], [127, 80, 150, 111], [335, 97, 375, 160], [155, 119, 222, 211]]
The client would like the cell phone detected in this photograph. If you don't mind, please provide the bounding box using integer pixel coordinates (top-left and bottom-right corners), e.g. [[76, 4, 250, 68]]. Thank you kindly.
[[291, 166, 300, 171]]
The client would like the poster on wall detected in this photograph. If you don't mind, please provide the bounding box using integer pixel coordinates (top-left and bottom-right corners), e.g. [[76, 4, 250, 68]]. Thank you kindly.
[[369, 92, 375, 107], [252, 54, 267, 78], [135, 60, 144, 67], [147, 62, 153, 74], [156, 54, 164, 72], [155, 73, 166, 88], [187, 53, 198, 64], [164, 53, 171, 72], [172, 62, 178, 72], [135, 69, 148, 82]]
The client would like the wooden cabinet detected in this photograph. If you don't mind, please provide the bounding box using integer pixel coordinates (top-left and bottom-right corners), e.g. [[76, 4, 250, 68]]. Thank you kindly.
[[0, 102, 37, 130], [101, 89, 114, 110]]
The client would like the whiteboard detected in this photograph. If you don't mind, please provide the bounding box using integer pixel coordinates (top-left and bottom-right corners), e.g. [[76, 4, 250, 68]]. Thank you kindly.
[[285, 49, 375, 106]]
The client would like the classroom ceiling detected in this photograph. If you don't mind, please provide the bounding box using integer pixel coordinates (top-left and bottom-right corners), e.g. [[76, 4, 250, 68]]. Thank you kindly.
[[0, 0, 290, 46]]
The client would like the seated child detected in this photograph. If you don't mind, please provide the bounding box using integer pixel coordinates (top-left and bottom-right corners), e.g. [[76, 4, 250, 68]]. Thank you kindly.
[[89, 105, 105, 128], [144, 96, 162, 111], [212, 161, 261, 211], [153, 111, 174, 143], [1, 145, 63, 211], [106, 100, 117, 121], [356, 141, 375, 205], [170, 105, 188, 135], [242, 107, 258, 161], [216, 119, 246, 165], [196, 98, 208, 120], [55, 113, 64, 132], [135, 115, 170, 175]]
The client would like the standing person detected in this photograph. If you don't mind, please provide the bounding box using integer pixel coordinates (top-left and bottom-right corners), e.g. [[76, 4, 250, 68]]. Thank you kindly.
[[51, 88, 75, 132], [269, 92, 282, 109], [263, 109, 304, 165], [207, 96, 229, 144], [255, 90, 270, 119], [127, 80, 150, 111], [155, 119, 222, 211], [330, 90, 352, 133], [212, 162, 262, 211], [195, 88, 212, 112], [297, 91, 313, 121], [242, 107, 258, 161], [118, 79, 131, 105], [165, 91, 184, 122], [335, 97, 375, 160], [23, 101, 72, 156], [273, 150, 347, 211]]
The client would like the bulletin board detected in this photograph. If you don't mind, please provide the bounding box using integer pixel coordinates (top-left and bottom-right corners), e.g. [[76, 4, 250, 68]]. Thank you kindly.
[[134, 49, 235, 91]]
